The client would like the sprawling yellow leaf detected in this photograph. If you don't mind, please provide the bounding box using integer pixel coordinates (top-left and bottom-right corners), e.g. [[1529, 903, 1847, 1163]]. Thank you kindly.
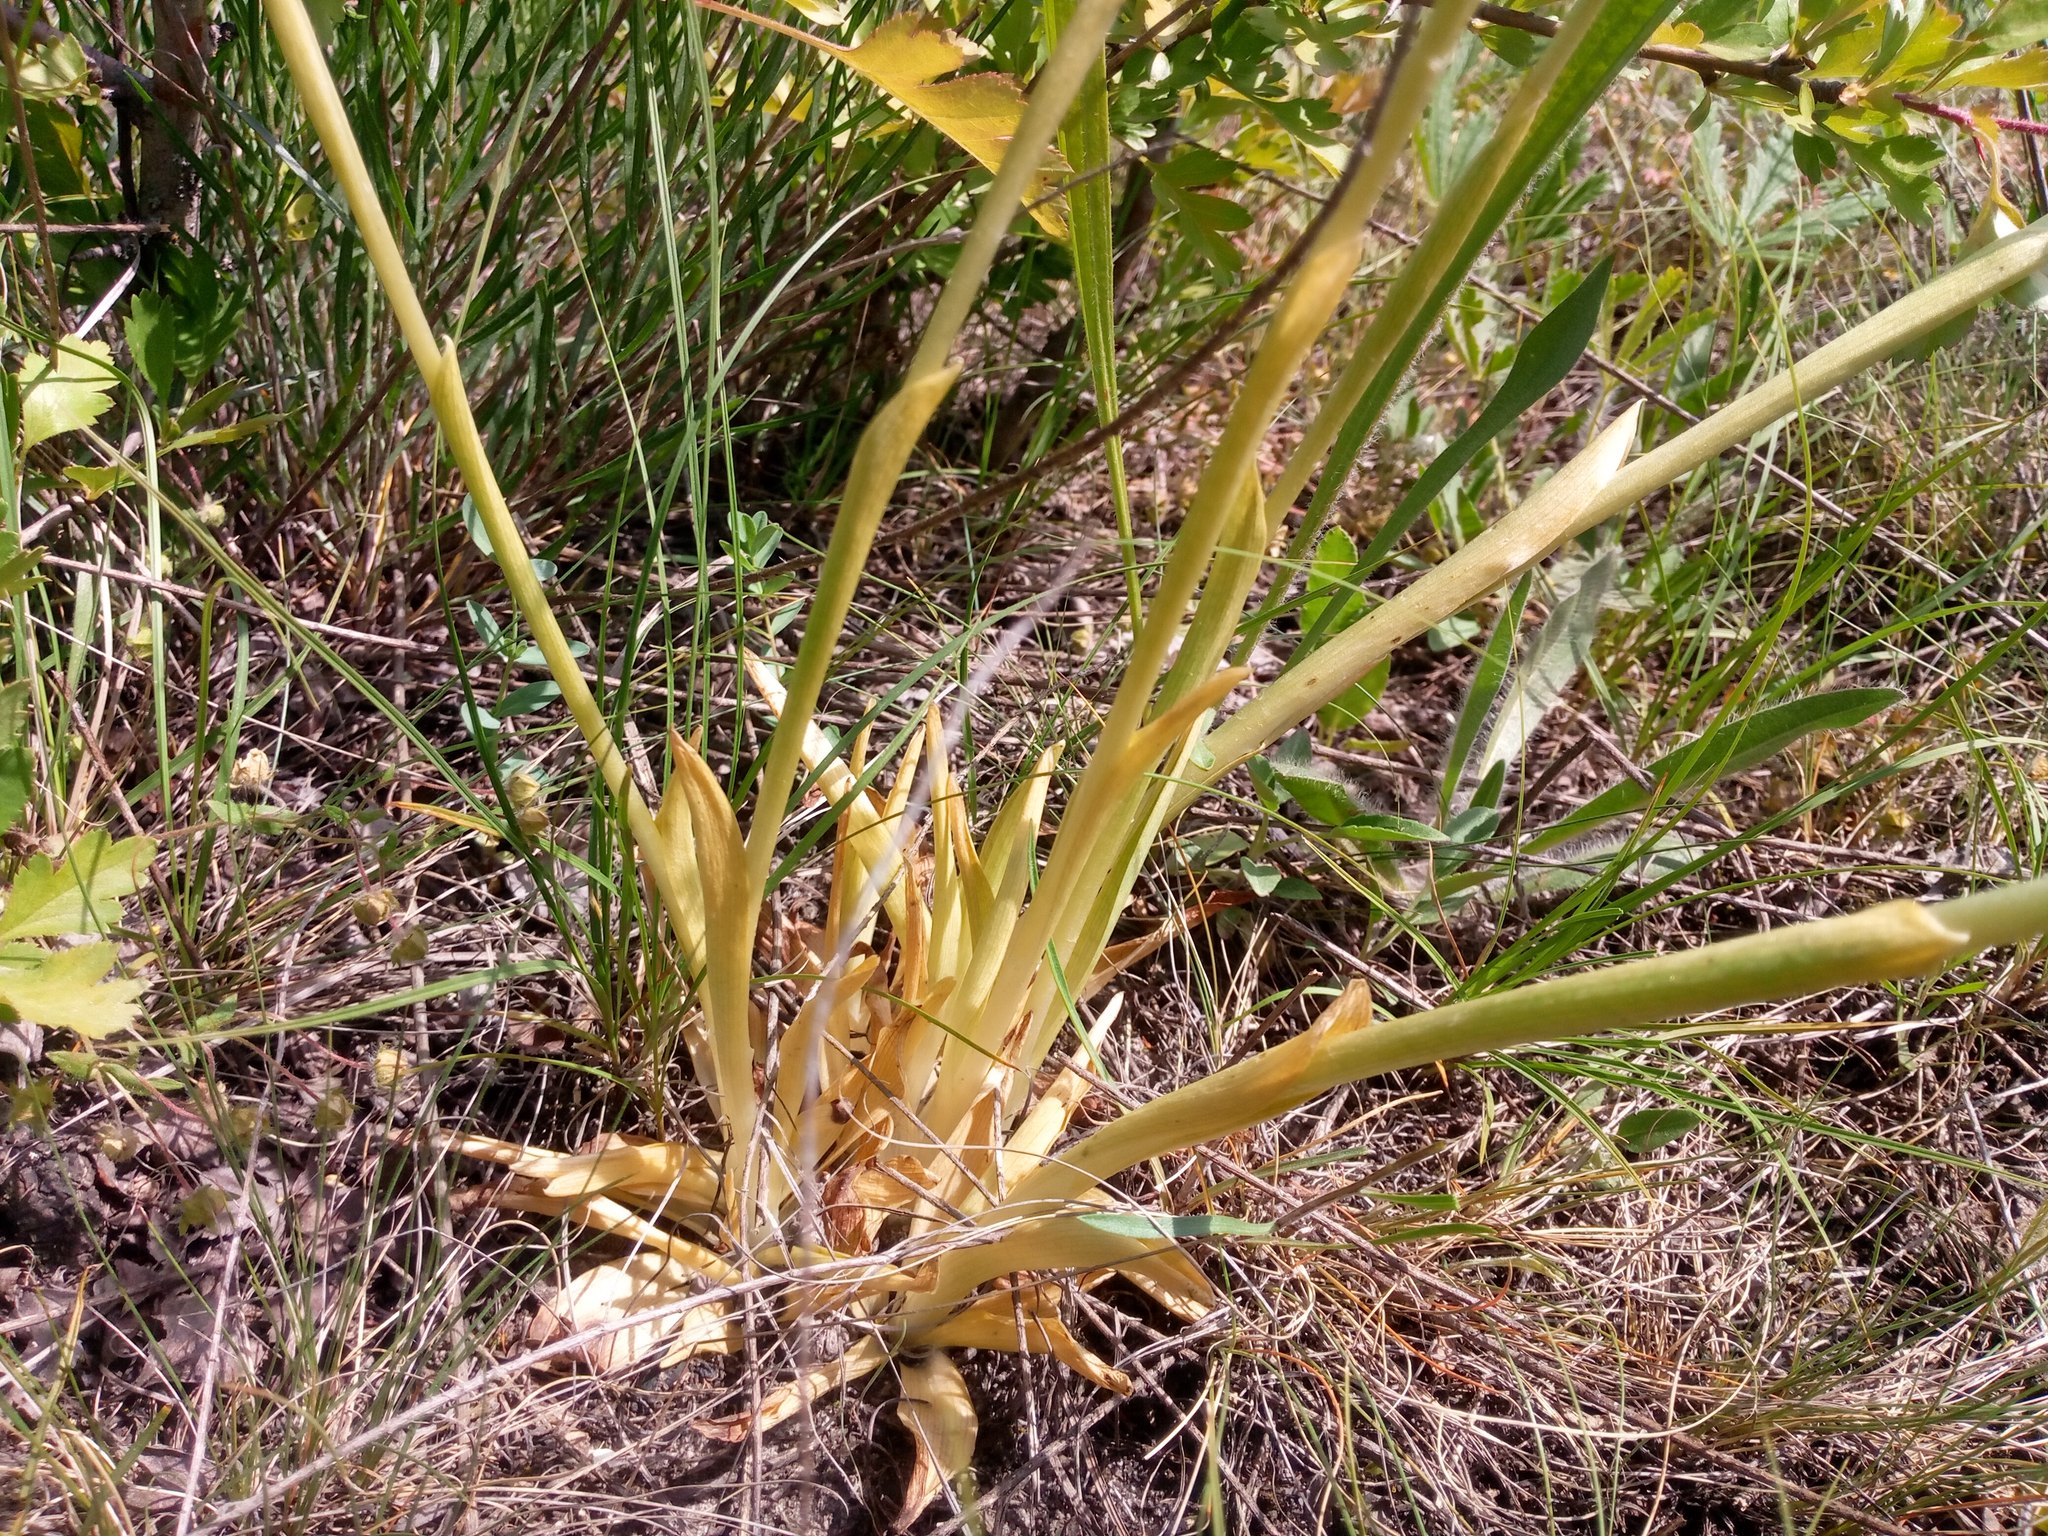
[[528, 1252, 737, 1371], [736, 9, 1069, 238], [894, 1350, 976, 1529], [695, 1336, 892, 1440], [667, 734, 764, 1219], [906, 1285, 1130, 1393], [0, 943, 144, 1039]]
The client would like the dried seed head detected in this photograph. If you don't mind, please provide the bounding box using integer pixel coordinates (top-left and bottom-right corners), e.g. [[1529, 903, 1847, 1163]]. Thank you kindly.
[[371, 1046, 411, 1091], [229, 747, 274, 795], [352, 888, 398, 927]]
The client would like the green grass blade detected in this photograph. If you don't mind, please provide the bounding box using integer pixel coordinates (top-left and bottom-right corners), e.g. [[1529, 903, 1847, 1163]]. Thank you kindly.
[[1293, 258, 1613, 660], [1265, 0, 1679, 589], [1046, 0, 1141, 624]]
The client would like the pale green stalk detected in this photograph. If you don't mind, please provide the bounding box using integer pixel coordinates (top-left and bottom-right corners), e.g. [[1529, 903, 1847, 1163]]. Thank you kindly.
[[739, 0, 1131, 904], [1046, 0, 1142, 624], [909, 875, 2048, 1315], [938, 4, 1486, 1123], [1159, 0, 1482, 715], [930, 234, 1368, 1139], [1261, 0, 1612, 543], [1183, 216, 2048, 808]]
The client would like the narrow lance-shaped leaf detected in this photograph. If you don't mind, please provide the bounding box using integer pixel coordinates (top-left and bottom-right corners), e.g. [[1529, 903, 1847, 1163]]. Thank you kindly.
[[668, 735, 764, 1227], [1186, 214, 2048, 808], [1295, 258, 1614, 657], [1475, 549, 1618, 784], [1439, 572, 1534, 819], [1521, 686, 1903, 854], [1264, 0, 1678, 591]]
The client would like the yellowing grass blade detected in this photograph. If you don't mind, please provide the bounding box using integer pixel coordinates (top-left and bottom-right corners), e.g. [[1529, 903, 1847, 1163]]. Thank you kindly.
[[527, 1252, 738, 1372], [651, 769, 724, 1099], [925, 706, 972, 981], [553, 1194, 744, 1288], [977, 742, 1060, 910], [903, 1285, 1131, 1394], [668, 733, 765, 1225], [773, 951, 881, 1133], [744, 653, 915, 940], [531, 1137, 723, 1212], [894, 1350, 977, 1530], [922, 743, 1062, 1126], [1089, 1245, 1216, 1324], [694, 1336, 892, 1441]]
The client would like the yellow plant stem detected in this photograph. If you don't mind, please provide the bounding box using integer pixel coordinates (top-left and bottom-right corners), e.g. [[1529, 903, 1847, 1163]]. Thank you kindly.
[[946, 0, 1486, 1111], [1184, 216, 2048, 807], [1260, 0, 1607, 531], [739, 0, 1134, 905], [908, 876, 2048, 1319]]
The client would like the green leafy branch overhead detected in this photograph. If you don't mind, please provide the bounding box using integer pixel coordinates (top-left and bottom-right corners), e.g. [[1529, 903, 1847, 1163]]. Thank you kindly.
[[1441, 0, 2048, 219]]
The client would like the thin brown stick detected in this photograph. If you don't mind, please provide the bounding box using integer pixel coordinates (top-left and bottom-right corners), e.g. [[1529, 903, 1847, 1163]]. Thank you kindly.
[[0, 220, 164, 235]]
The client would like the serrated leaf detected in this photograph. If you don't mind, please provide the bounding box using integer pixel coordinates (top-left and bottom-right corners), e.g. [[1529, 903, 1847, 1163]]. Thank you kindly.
[[1944, 51, 2048, 89], [0, 539, 44, 602], [11, 32, 88, 99], [822, 13, 1069, 237], [15, 336, 119, 453], [0, 749, 31, 840], [125, 291, 178, 403], [1972, 0, 2048, 53], [0, 943, 143, 1039], [0, 830, 157, 939], [62, 464, 123, 500]]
